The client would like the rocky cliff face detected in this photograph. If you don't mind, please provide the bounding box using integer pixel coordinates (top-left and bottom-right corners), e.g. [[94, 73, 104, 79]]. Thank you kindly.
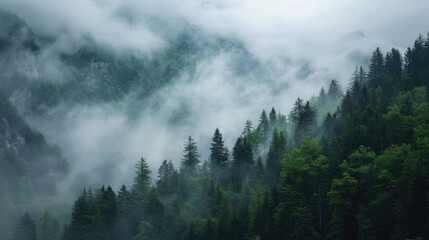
[[0, 116, 26, 152]]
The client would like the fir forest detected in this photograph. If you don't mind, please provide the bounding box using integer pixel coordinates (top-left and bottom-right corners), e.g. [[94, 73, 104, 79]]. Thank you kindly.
[[0, 1, 428, 240]]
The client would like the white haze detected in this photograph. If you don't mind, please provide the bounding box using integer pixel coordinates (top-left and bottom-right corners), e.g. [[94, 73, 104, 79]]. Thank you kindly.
[[2, 0, 429, 189]]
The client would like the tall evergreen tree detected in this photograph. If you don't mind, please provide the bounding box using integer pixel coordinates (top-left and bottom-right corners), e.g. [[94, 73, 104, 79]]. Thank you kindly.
[[117, 185, 131, 218], [40, 211, 60, 240], [180, 136, 200, 177], [65, 191, 90, 240], [290, 207, 321, 239], [269, 108, 277, 126], [404, 35, 429, 88], [259, 110, 270, 142], [12, 212, 37, 240], [368, 47, 385, 89], [143, 187, 164, 235], [349, 66, 368, 110], [383, 48, 403, 96], [217, 195, 233, 240], [327, 173, 358, 240], [319, 87, 327, 103], [231, 137, 254, 191], [132, 157, 152, 200], [114, 185, 132, 240], [163, 197, 185, 240], [242, 120, 262, 152], [266, 129, 287, 188], [209, 129, 229, 182], [251, 156, 265, 184], [83, 207, 108, 240], [104, 186, 117, 228], [291, 98, 304, 123], [385, 48, 403, 77], [242, 120, 254, 137], [157, 160, 178, 196], [327, 79, 342, 102], [294, 101, 317, 143]]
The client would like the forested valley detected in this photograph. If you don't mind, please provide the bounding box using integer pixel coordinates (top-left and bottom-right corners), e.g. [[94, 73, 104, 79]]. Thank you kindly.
[[9, 33, 429, 240]]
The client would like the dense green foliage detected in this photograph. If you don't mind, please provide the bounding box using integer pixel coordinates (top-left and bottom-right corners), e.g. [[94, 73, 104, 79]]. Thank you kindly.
[[15, 34, 428, 240]]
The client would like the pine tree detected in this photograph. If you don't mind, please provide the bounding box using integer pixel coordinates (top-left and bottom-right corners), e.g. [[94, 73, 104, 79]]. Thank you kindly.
[[327, 79, 342, 102], [368, 47, 385, 89], [132, 157, 152, 200], [157, 160, 178, 196], [83, 207, 108, 240], [104, 186, 117, 228], [66, 191, 90, 240], [133, 220, 155, 240], [157, 160, 170, 196], [385, 48, 403, 77], [266, 129, 287, 188], [251, 156, 265, 184], [294, 101, 316, 143], [12, 212, 37, 240], [143, 187, 164, 234], [209, 128, 229, 182], [242, 120, 262, 152], [274, 184, 305, 240], [117, 185, 131, 218], [180, 136, 200, 177], [385, 48, 403, 95], [164, 197, 184, 240], [40, 211, 60, 240], [113, 185, 132, 240], [349, 66, 368, 109], [404, 35, 428, 88], [242, 120, 254, 137], [217, 195, 233, 240], [269, 108, 277, 126], [259, 110, 270, 142], [318, 87, 327, 111], [248, 182, 268, 237], [231, 137, 254, 191], [290, 207, 321, 239], [327, 173, 358, 240], [291, 98, 304, 123]]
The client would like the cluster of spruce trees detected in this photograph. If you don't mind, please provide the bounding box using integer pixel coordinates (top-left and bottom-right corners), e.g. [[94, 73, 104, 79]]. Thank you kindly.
[[11, 34, 429, 240]]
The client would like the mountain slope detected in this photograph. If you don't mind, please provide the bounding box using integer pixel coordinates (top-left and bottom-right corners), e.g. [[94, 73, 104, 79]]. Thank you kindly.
[[0, 94, 68, 239], [0, 10, 270, 117]]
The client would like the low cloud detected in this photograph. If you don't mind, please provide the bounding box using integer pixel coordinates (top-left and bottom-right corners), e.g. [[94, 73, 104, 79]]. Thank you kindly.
[[1, 0, 163, 52], [2, 0, 429, 189]]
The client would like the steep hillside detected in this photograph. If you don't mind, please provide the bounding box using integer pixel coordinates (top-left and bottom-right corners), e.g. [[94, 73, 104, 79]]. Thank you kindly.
[[0, 94, 68, 238], [0, 10, 268, 117]]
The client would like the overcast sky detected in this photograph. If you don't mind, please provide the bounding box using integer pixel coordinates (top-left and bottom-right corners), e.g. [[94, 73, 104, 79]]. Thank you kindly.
[[2, 0, 429, 54], [2, 0, 429, 188]]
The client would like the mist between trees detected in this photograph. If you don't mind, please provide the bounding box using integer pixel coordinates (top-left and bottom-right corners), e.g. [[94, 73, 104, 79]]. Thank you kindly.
[[8, 33, 429, 240]]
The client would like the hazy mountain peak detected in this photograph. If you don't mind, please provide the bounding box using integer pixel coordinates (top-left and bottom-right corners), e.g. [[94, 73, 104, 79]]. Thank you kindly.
[[0, 10, 38, 52], [339, 31, 366, 42]]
